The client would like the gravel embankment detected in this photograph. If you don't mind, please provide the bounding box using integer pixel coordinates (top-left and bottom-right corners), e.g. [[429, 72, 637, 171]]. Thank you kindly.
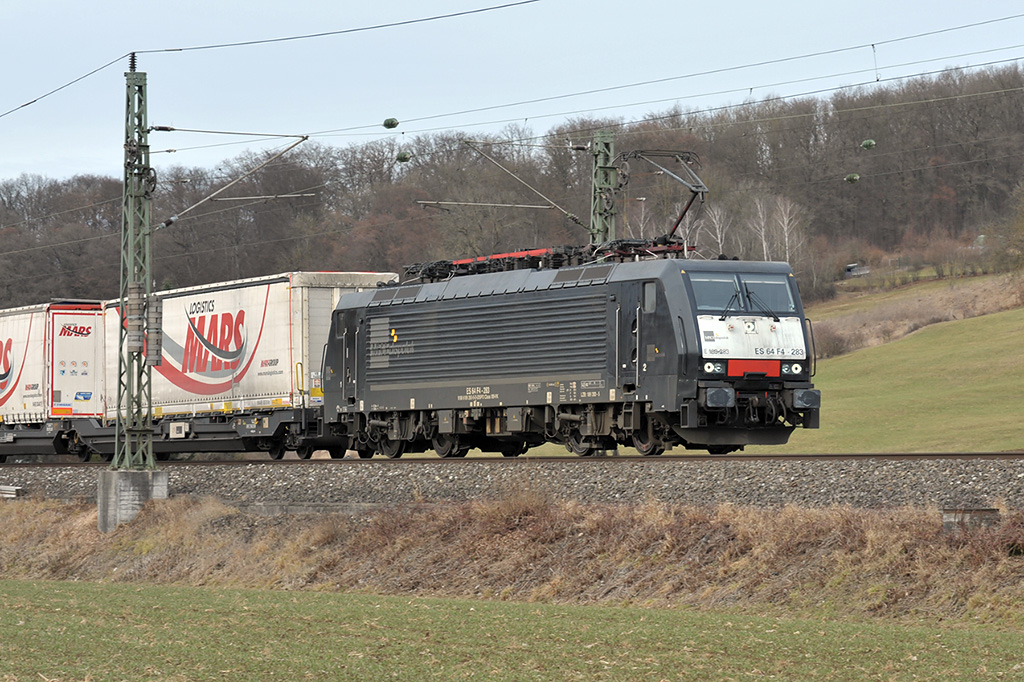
[[3, 457, 1024, 509]]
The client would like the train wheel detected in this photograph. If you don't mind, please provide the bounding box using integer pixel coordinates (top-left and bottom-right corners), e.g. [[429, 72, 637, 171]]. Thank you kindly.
[[269, 444, 286, 460], [357, 449, 375, 459], [632, 431, 664, 457], [566, 431, 595, 457], [432, 434, 460, 458], [378, 437, 405, 459], [327, 448, 347, 459], [296, 445, 314, 459], [499, 441, 527, 458]]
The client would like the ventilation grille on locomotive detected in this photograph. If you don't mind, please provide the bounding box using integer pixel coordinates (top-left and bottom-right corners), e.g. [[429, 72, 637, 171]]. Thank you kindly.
[[364, 292, 608, 383]]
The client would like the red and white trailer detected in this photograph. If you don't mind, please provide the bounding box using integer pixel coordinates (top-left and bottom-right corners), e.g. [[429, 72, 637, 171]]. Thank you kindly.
[[0, 272, 394, 461], [0, 302, 104, 456], [91, 271, 396, 459]]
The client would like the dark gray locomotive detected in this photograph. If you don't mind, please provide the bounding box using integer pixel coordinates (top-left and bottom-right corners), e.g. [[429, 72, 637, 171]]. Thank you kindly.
[[321, 257, 820, 457]]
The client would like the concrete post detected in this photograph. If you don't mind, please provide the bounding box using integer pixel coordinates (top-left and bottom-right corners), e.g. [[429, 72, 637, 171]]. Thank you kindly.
[[97, 469, 169, 533]]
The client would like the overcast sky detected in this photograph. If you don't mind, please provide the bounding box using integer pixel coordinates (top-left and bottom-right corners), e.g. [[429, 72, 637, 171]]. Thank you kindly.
[[2, 0, 1023, 181]]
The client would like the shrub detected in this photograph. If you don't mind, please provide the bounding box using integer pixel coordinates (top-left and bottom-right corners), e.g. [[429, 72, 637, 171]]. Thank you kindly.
[[813, 321, 857, 358]]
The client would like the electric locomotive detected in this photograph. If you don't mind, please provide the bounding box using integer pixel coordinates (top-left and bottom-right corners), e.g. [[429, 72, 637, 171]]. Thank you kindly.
[[321, 252, 820, 457]]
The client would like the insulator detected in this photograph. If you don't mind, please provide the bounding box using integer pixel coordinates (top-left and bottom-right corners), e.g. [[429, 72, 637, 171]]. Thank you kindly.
[[383, 118, 400, 129], [396, 151, 412, 163], [146, 296, 163, 365], [127, 330, 144, 353], [844, 173, 861, 184], [126, 282, 145, 316], [861, 139, 876, 150], [145, 330, 163, 366], [146, 296, 162, 328]]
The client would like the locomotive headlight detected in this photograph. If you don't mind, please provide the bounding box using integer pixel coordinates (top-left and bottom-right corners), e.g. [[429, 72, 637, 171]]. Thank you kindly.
[[703, 361, 726, 375], [781, 362, 803, 375]]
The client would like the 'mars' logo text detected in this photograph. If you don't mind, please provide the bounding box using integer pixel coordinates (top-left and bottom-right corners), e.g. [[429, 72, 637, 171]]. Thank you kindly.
[[182, 309, 246, 374], [59, 324, 92, 337]]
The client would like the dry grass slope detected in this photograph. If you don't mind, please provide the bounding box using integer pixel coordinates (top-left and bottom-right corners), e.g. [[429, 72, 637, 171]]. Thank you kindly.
[[810, 273, 1024, 358], [4, 496, 1024, 625]]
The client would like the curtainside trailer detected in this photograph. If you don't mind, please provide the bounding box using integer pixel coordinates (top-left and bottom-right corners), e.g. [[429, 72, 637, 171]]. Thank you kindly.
[[0, 272, 395, 461], [0, 302, 105, 460]]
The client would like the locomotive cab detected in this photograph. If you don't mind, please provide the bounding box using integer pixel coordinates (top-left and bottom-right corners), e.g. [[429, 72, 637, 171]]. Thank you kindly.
[[672, 262, 820, 451]]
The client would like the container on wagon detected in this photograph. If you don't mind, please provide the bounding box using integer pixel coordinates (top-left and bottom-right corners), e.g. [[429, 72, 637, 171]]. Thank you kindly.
[[102, 272, 396, 421], [0, 302, 104, 425]]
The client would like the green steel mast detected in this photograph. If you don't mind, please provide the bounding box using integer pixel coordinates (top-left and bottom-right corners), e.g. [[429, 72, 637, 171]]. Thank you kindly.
[[114, 54, 158, 470]]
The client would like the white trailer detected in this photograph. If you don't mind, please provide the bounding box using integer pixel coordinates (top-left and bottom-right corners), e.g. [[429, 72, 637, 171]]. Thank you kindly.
[[0, 302, 104, 458], [92, 271, 395, 458]]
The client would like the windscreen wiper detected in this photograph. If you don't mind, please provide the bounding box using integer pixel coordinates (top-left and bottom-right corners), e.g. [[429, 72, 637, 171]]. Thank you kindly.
[[719, 291, 741, 321], [745, 287, 780, 322]]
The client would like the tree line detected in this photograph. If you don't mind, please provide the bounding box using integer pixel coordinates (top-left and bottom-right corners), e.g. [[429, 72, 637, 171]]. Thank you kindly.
[[2, 64, 1023, 307]]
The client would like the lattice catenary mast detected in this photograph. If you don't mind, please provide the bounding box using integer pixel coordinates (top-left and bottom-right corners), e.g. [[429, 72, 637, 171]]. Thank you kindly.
[[113, 54, 162, 470]]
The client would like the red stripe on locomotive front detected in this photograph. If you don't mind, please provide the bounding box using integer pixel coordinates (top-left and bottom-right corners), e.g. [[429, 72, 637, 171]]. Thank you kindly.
[[727, 359, 781, 377]]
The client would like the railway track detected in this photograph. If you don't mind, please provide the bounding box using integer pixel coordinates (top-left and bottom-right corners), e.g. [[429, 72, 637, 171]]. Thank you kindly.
[[1, 450, 1022, 468], [3, 450, 1023, 510]]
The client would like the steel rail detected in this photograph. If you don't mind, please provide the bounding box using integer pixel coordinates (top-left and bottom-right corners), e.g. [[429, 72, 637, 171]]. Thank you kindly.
[[2, 451, 1023, 469]]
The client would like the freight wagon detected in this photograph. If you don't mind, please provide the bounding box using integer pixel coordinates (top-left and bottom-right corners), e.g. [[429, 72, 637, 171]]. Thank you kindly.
[[0, 272, 394, 461]]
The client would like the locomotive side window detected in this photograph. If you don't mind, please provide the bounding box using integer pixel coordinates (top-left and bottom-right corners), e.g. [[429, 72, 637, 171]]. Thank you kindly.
[[642, 281, 657, 313], [688, 274, 740, 312], [741, 275, 797, 314]]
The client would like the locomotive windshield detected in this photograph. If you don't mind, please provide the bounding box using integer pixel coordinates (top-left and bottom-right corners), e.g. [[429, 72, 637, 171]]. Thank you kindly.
[[688, 272, 797, 315], [742, 274, 798, 314], [689, 274, 740, 313]]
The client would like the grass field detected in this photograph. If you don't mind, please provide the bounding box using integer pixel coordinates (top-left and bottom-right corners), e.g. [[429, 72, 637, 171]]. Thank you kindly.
[[814, 274, 996, 321], [3, 580, 1024, 681]]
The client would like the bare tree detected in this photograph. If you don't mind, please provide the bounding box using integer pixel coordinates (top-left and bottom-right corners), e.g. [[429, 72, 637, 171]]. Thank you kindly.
[[701, 204, 737, 258], [773, 196, 807, 263], [621, 197, 654, 239], [748, 194, 774, 261]]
